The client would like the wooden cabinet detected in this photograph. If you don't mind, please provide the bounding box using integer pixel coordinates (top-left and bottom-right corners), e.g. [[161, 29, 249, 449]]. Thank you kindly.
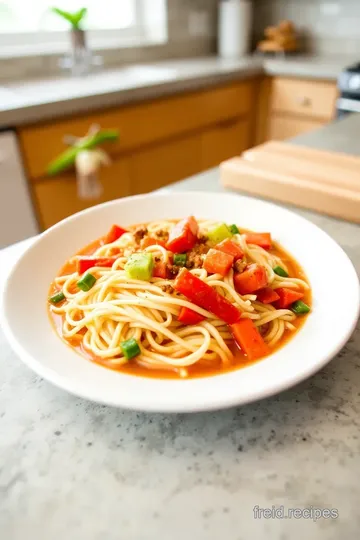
[[17, 74, 339, 230], [255, 76, 338, 143], [268, 115, 324, 141], [202, 118, 251, 169], [18, 80, 254, 180], [33, 157, 130, 229], [271, 77, 337, 121], [19, 78, 256, 229], [130, 134, 202, 194]]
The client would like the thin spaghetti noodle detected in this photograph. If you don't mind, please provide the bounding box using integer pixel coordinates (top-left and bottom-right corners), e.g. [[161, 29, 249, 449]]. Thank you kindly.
[[49, 218, 311, 378]]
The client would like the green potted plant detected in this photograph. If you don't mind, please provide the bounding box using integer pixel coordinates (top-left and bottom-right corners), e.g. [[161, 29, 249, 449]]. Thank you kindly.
[[52, 7, 90, 75]]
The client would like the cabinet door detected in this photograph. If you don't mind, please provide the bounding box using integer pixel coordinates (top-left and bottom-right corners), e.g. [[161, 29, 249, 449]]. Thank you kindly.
[[33, 157, 130, 230], [271, 78, 337, 121], [19, 81, 254, 179], [130, 134, 202, 194], [268, 115, 325, 141], [201, 118, 251, 170]]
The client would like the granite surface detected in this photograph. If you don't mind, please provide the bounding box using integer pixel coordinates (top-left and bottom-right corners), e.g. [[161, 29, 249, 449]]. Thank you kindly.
[[0, 54, 353, 128], [1, 116, 360, 540], [291, 112, 360, 154]]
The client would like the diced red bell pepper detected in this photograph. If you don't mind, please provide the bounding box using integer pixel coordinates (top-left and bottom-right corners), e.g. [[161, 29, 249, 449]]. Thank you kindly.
[[234, 264, 268, 295], [174, 268, 240, 325], [217, 239, 244, 261], [141, 236, 167, 249], [245, 232, 272, 250], [105, 225, 128, 244], [178, 307, 205, 325], [77, 257, 118, 274], [231, 319, 270, 361], [204, 248, 234, 277], [153, 261, 168, 279], [166, 216, 199, 253], [275, 288, 304, 309], [256, 287, 280, 304]]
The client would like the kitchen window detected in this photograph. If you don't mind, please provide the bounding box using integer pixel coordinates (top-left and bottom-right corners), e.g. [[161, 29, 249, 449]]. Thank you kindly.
[[0, 0, 167, 55]]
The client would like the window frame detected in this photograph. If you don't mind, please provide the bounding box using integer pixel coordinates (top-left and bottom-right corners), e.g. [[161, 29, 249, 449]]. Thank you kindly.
[[0, 0, 167, 56]]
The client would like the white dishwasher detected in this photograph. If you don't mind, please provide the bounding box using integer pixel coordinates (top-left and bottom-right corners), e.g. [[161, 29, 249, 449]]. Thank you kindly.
[[0, 130, 39, 248]]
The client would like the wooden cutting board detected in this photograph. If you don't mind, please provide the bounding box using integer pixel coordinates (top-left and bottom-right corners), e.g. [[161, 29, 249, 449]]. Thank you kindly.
[[220, 141, 360, 223]]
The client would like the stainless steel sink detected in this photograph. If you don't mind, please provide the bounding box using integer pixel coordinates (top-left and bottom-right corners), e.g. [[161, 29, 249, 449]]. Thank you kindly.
[[0, 64, 178, 110], [119, 65, 177, 80]]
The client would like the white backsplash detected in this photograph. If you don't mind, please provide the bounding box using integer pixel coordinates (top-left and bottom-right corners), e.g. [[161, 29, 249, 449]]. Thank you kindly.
[[253, 0, 360, 54], [1, 0, 360, 81], [0, 0, 218, 81]]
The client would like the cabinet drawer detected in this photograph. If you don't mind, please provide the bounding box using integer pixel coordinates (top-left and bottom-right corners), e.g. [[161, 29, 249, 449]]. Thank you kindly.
[[130, 134, 201, 194], [270, 78, 337, 120], [202, 118, 251, 169], [19, 81, 254, 180], [33, 158, 130, 230], [268, 114, 325, 141]]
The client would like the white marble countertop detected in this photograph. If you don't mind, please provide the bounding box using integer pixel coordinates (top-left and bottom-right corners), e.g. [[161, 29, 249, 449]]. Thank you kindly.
[[1, 117, 360, 539], [0, 54, 354, 128]]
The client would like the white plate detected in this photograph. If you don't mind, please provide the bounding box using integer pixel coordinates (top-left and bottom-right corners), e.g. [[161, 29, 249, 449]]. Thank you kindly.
[[1, 192, 359, 412]]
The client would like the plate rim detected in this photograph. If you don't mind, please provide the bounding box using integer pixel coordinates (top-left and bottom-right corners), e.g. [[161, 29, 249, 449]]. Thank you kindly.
[[1, 191, 359, 412]]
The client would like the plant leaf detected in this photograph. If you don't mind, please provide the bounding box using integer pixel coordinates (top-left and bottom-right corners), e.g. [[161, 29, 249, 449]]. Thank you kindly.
[[73, 7, 87, 27], [51, 7, 87, 29], [52, 7, 75, 25]]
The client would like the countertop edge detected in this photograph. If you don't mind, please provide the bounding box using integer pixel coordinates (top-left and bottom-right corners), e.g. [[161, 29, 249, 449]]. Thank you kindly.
[[0, 55, 349, 128], [0, 67, 262, 128]]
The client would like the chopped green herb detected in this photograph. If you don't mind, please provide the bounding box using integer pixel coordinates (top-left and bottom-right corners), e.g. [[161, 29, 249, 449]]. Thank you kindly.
[[174, 253, 187, 266], [77, 272, 96, 292], [49, 291, 65, 304], [291, 300, 310, 315], [228, 224, 239, 235], [121, 338, 141, 360], [273, 265, 289, 278]]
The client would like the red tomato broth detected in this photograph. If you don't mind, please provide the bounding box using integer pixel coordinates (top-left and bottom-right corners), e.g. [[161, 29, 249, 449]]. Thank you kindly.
[[48, 222, 311, 380]]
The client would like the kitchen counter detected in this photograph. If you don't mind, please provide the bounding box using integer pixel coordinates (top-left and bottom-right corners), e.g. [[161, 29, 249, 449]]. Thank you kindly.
[[1, 114, 360, 539], [0, 54, 353, 128]]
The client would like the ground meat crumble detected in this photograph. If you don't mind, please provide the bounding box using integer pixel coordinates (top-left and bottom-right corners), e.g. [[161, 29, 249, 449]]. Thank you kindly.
[[197, 234, 208, 244], [234, 259, 247, 273], [133, 226, 148, 243], [154, 229, 169, 243], [160, 284, 175, 294], [167, 265, 180, 277], [185, 241, 210, 269]]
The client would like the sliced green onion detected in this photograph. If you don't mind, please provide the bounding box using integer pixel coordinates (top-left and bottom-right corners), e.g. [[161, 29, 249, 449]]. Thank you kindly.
[[49, 291, 65, 304], [121, 338, 141, 360], [228, 224, 239, 235], [174, 253, 187, 266], [273, 265, 289, 278], [47, 129, 119, 175], [125, 253, 154, 281], [77, 272, 96, 292], [291, 300, 310, 315]]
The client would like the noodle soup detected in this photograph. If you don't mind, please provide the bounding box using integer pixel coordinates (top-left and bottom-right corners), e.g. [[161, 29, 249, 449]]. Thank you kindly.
[[48, 217, 311, 379]]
